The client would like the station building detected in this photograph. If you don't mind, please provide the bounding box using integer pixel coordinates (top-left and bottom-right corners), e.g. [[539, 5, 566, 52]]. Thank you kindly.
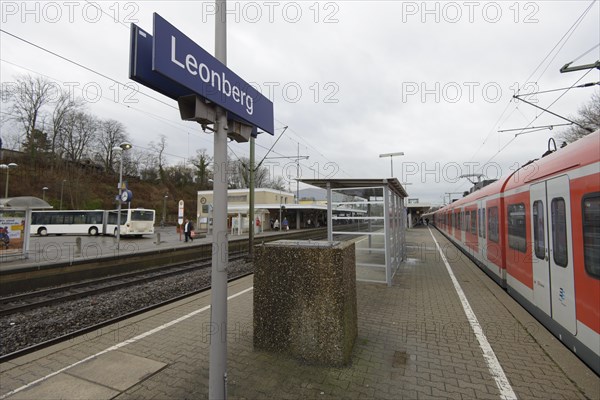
[[196, 188, 362, 235]]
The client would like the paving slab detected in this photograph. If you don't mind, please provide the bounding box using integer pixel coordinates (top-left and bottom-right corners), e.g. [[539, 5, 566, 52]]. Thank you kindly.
[[8, 372, 119, 400]]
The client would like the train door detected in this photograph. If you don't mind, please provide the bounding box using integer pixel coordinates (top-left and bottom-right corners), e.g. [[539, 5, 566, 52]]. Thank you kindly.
[[532, 176, 576, 333], [478, 201, 487, 262], [548, 175, 576, 334], [530, 182, 551, 316]]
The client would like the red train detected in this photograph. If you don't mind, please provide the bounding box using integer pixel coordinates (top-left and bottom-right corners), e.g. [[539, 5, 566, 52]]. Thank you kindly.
[[429, 131, 599, 375]]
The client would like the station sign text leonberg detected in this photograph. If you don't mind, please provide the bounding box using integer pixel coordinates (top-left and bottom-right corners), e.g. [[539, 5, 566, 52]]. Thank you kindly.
[[151, 13, 274, 134]]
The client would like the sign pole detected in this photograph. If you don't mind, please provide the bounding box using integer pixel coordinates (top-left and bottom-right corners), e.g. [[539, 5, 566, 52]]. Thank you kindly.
[[248, 135, 255, 258], [178, 200, 184, 241], [209, 1, 229, 398]]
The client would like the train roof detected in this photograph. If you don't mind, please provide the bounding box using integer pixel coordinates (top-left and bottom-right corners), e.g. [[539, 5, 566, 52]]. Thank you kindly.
[[435, 130, 599, 213], [504, 130, 599, 191]]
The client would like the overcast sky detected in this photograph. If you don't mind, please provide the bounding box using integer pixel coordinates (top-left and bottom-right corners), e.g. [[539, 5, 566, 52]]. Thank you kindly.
[[1, 0, 598, 204]]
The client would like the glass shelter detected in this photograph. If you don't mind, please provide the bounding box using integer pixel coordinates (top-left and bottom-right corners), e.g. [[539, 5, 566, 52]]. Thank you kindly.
[[300, 179, 408, 286]]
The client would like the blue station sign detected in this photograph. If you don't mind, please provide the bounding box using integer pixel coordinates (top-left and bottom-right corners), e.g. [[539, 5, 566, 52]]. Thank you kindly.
[[152, 13, 274, 134], [130, 24, 191, 100]]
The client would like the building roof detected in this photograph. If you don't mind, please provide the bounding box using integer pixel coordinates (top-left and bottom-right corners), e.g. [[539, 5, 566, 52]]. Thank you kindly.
[[299, 178, 409, 198]]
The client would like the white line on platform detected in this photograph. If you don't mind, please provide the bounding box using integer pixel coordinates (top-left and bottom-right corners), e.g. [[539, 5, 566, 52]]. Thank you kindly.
[[428, 228, 517, 400], [0, 286, 254, 400]]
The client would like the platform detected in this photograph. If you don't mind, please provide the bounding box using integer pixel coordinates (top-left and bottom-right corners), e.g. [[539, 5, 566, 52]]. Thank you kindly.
[[0, 227, 598, 399]]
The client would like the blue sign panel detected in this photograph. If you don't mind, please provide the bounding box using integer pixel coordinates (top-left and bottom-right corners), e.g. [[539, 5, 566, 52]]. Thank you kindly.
[[130, 23, 260, 137], [129, 24, 191, 100], [152, 13, 274, 134]]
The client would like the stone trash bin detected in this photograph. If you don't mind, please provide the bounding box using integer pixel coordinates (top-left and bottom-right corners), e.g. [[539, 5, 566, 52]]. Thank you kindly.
[[253, 240, 357, 366]]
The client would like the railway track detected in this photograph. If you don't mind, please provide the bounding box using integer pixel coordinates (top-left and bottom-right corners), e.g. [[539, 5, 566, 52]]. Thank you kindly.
[[0, 260, 253, 361], [0, 227, 333, 295], [0, 252, 248, 317]]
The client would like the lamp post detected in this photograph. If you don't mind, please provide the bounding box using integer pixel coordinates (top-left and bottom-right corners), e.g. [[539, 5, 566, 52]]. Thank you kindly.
[[162, 194, 168, 227], [60, 180, 67, 210], [379, 152, 404, 178], [113, 142, 132, 249], [0, 163, 18, 198], [42, 186, 48, 201]]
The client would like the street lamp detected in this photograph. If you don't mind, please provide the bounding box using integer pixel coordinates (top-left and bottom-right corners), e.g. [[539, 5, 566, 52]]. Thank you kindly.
[[379, 152, 404, 178], [42, 186, 48, 201], [60, 180, 67, 210], [162, 194, 168, 227], [0, 163, 18, 198], [113, 142, 132, 249]]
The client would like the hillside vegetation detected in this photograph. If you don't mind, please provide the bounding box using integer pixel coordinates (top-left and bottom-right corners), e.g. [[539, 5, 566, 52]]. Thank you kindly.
[[1, 149, 198, 224]]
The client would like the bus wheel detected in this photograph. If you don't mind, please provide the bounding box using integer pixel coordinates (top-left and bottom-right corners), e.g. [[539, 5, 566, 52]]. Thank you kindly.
[[38, 227, 48, 236], [89, 227, 99, 236]]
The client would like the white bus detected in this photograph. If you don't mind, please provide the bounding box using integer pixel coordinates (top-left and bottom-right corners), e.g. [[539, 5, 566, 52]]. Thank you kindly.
[[31, 210, 106, 236], [30, 208, 155, 237], [105, 208, 155, 237]]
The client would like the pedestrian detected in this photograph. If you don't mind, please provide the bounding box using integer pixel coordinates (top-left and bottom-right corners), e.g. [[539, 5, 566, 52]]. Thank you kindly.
[[184, 218, 194, 242], [282, 217, 289, 231], [273, 219, 280, 230], [307, 218, 311, 228]]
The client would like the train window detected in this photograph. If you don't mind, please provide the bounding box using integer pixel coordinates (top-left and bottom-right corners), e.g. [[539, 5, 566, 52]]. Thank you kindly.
[[532, 200, 545, 260], [507, 203, 527, 253], [488, 206, 499, 243], [551, 198, 568, 267], [582, 194, 600, 278], [470, 210, 477, 235]]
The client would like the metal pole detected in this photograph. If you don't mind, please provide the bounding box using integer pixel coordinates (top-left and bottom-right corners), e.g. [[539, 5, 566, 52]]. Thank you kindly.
[[4, 169, 9, 198], [209, 1, 229, 398], [296, 142, 299, 204], [390, 157, 393, 177], [60, 180, 65, 210], [162, 195, 168, 226], [249, 136, 255, 258], [327, 182, 333, 241], [116, 151, 123, 249]]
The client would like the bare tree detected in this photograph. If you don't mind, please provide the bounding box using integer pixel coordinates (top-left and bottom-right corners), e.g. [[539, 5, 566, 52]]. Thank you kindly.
[[60, 111, 98, 162], [227, 156, 282, 189], [190, 149, 213, 189], [149, 135, 168, 179], [556, 91, 600, 143], [50, 89, 83, 160], [1, 75, 56, 160], [264, 175, 287, 191], [95, 119, 129, 173], [227, 156, 247, 189], [121, 148, 139, 178], [137, 148, 160, 181]]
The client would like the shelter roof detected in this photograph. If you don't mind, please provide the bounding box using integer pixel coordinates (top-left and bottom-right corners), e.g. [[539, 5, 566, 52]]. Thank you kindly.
[[0, 196, 53, 209], [299, 178, 408, 198]]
